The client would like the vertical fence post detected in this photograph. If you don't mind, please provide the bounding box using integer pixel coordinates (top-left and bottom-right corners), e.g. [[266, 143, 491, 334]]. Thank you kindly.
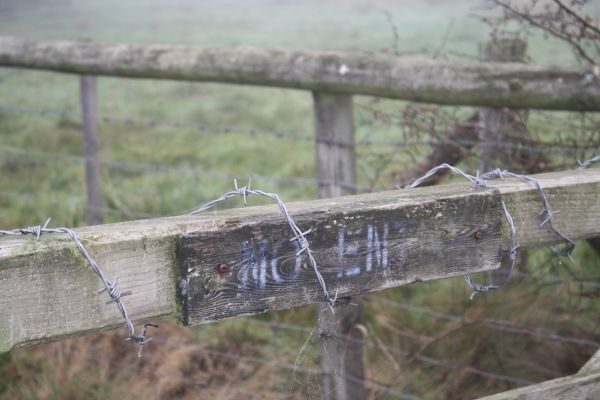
[[313, 92, 364, 400], [79, 75, 103, 225], [477, 38, 527, 172], [478, 38, 527, 281]]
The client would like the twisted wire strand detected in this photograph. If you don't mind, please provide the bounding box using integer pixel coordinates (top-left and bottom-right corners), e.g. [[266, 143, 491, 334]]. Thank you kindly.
[[0, 145, 369, 192], [404, 163, 491, 189], [480, 169, 576, 259], [1, 103, 598, 155], [246, 319, 533, 385], [191, 177, 337, 311], [0, 218, 156, 357], [370, 297, 600, 348], [403, 163, 576, 297], [464, 200, 519, 299], [578, 155, 600, 169], [404, 165, 513, 296]]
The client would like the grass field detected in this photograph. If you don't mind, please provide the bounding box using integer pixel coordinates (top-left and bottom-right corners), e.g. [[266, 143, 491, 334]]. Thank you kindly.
[[1, 0, 600, 399]]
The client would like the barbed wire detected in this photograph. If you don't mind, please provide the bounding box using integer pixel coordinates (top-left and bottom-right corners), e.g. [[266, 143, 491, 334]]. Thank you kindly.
[[513, 270, 600, 289], [403, 161, 585, 297], [480, 169, 576, 259], [1, 102, 598, 155], [86, 335, 419, 399], [0, 145, 370, 192], [152, 338, 418, 399], [245, 319, 534, 386], [0, 218, 156, 356], [370, 297, 600, 348], [0, 190, 161, 219], [86, 354, 284, 399], [190, 177, 337, 311], [579, 155, 600, 169], [404, 164, 518, 298]]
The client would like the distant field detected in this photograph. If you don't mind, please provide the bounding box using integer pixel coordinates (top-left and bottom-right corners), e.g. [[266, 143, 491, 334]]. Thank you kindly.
[[1, 1, 600, 399], [0, 0, 587, 227]]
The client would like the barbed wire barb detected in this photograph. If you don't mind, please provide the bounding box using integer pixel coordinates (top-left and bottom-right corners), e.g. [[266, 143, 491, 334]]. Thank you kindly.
[[578, 155, 600, 169], [403, 162, 575, 297], [0, 219, 156, 356], [191, 177, 337, 312], [480, 169, 576, 260]]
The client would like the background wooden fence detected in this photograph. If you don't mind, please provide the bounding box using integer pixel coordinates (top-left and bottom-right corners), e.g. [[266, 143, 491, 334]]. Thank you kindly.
[[1, 35, 600, 400]]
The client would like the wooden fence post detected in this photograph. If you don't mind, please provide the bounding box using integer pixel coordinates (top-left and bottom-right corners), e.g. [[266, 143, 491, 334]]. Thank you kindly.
[[313, 92, 364, 400], [477, 38, 528, 282], [79, 75, 103, 225], [477, 38, 527, 172]]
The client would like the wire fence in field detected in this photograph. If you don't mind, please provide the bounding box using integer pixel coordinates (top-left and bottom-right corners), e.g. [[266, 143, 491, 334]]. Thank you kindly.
[[2, 102, 600, 157], [2, 82, 600, 399]]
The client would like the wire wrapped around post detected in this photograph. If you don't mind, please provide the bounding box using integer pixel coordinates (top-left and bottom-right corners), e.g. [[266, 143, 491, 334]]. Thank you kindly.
[[403, 164, 575, 298]]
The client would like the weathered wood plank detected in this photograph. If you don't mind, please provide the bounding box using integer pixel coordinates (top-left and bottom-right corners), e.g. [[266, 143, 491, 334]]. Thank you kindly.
[[579, 348, 600, 375], [313, 91, 364, 400], [178, 191, 503, 324], [79, 75, 103, 225], [478, 353, 600, 400], [314, 92, 356, 198], [477, 371, 600, 400], [1, 169, 599, 351], [479, 347, 600, 399], [0, 36, 599, 110]]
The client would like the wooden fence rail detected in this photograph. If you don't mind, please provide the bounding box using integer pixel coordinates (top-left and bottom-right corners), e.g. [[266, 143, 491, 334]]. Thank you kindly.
[[1, 36, 600, 110], [1, 168, 599, 353], [2, 35, 600, 399], [478, 348, 600, 399]]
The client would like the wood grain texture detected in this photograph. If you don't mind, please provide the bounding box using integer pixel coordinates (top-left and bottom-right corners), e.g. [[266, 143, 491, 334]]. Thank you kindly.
[[178, 195, 503, 325], [479, 347, 600, 399], [313, 91, 363, 400], [1, 36, 600, 110], [314, 92, 356, 198], [477, 371, 600, 400], [1, 169, 599, 351], [580, 349, 600, 374], [79, 75, 103, 225], [477, 38, 528, 172]]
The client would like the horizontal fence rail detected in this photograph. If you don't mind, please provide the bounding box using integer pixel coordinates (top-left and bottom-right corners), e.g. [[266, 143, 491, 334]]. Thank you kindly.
[[1, 169, 599, 352], [477, 348, 600, 400], [1, 37, 600, 110]]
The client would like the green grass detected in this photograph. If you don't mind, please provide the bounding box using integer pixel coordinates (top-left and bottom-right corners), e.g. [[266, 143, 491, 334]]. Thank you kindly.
[[1, 1, 600, 399]]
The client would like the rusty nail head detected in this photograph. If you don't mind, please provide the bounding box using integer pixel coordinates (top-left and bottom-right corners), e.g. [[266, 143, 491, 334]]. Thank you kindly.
[[474, 230, 482, 240], [217, 263, 229, 273]]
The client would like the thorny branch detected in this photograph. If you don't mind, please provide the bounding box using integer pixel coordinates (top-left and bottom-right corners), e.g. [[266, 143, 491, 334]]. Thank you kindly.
[[481, 0, 600, 65]]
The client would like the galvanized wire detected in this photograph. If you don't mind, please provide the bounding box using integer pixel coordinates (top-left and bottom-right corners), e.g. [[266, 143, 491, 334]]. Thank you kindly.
[[404, 164, 520, 297], [480, 169, 576, 259], [370, 297, 600, 348], [0, 145, 369, 192], [191, 177, 337, 311], [465, 200, 518, 299], [153, 337, 419, 400], [0, 218, 156, 357], [405, 163, 491, 189], [1, 102, 598, 155], [0, 190, 160, 219], [578, 155, 600, 169], [246, 319, 534, 385], [406, 163, 581, 295]]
